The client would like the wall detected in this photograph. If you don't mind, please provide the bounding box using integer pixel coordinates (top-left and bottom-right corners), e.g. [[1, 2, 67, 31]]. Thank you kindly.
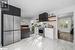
[[8, 0, 75, 18], [21, 17, 33, 26], [52, 5, 75, 16], [21, 19, 30, 25], [52, 5, 75, 44], [74, 10, 75, 44], [0, 9, 1, 47]]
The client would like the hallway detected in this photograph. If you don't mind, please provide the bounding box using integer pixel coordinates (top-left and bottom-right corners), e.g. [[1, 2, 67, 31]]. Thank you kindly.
[[1, 35, 74, 50]]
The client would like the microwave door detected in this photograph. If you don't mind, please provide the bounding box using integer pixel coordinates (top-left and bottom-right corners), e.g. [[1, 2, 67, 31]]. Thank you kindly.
[[3, 14, 14, 31]]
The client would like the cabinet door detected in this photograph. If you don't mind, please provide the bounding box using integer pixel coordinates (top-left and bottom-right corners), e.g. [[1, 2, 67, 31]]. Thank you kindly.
[[14, 30, 21, 42], [45, 28, 54, 40], [14, 16, 20, 30], [3, 31, 13, 46], [3, 14, 13, 31]]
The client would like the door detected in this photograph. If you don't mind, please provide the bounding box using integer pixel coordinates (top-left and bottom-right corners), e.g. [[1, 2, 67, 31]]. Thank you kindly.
[[3, 14, 14, 46], [14, 16, 20, 30], [3, 31, 13, 46], [14, 30, 21, 42], [14, 16, 21, 42], [3, 14, 13, 31], [58, 12, 74, 42]]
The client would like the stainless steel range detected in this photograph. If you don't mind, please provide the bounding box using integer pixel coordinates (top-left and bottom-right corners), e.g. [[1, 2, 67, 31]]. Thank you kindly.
[[38, 27, 45, 37]]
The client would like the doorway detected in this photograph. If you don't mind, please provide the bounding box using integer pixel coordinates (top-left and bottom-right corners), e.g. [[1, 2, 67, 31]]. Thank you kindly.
[[58, 12, 74, 42]]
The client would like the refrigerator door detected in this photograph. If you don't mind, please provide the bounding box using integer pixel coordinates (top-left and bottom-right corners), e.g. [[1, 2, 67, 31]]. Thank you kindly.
[[3, 31, 13, 46], [3, 14, 13, 31], [13, 16, 21, 42], [14, 16, 20, 30], [14, 30, 21, 42]]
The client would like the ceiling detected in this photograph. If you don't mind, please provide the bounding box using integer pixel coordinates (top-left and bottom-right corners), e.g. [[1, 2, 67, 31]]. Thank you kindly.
[[9, 0, 75, 18]]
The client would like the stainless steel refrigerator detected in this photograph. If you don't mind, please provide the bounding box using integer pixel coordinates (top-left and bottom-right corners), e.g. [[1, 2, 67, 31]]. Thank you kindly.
[[3, 14, 21, 46], [13, 16, 21, 42]]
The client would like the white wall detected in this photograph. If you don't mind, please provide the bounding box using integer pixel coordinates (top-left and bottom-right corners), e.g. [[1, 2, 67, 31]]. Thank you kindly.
[[0, 9, 1, 47], [21, 17, 33, 26], [52, 6, 75, 16], [8, 0, 75, 18], [74, 10, 75, 44], [52, 5, 75, 44], [21, 19, 30, 25]]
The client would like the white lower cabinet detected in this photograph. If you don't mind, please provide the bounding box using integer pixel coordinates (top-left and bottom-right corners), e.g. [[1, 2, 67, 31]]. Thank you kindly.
[[45, 28, 54, 40]]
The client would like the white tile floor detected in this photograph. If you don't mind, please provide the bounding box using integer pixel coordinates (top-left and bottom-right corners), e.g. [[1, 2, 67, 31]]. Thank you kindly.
[[1, 35, 74, 50]]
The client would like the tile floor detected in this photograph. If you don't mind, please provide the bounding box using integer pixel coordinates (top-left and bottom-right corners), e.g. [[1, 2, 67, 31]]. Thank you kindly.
[[0, 35, 74, 50]]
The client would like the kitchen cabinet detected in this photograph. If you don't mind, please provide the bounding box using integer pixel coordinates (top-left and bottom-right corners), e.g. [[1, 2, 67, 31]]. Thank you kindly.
[[21, 25, 30, 39], [45, 28, 54, 40]]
